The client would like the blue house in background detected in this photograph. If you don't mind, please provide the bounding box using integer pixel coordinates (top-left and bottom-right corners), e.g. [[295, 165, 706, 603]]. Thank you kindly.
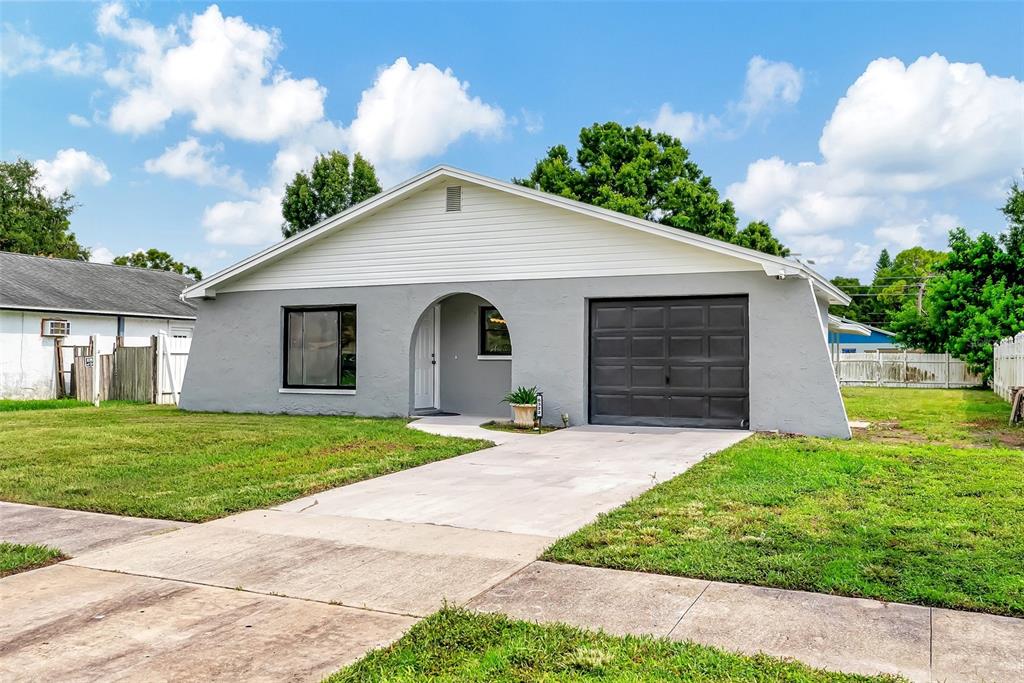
[[827, 316, 899, 353]]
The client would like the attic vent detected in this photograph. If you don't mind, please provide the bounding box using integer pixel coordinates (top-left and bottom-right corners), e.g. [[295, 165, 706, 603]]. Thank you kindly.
[[445, 185, 462, 212]]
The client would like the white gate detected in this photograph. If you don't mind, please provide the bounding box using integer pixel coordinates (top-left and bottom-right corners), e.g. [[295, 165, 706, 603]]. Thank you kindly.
[[156, 332, 191, 405]]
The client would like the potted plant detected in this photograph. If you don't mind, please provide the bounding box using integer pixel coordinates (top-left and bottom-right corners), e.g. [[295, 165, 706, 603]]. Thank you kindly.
[[503, 386, 539, 427]]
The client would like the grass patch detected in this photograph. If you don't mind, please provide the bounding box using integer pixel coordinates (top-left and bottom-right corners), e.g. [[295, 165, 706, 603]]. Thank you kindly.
[[544, 389, 1024, 617], [0, 542, 65, 577], [0, 404, 490, 522], [0, 398, 92, 412], [327, 608, 890, 682], [480, 420, 562, 434]]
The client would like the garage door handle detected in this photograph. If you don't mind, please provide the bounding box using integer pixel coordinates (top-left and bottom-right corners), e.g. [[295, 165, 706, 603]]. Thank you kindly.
[[665, 374, 670, 385]]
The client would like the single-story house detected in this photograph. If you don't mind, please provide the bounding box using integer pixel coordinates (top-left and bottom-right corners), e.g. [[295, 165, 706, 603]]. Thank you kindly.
[[0, 251, 196, 399], [181, 166, 853, 438]]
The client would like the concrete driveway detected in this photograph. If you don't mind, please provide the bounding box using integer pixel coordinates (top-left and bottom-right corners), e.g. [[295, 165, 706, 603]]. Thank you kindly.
[[2, 422, 748, 682]]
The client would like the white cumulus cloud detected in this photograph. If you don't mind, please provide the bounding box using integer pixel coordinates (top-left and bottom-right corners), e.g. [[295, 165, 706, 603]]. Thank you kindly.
[[200, 57, 506, 245], [67, 113, 92, 128], [643, 104, 720, 143], [97, 2, 326, 141], [34, 149, 112, 196], [727, 54, 1024, 271], [645, 56, 802, 142], [89, 246, 115, 264], [1, 24, 104, 76], [346, 57, 505, 179], [202, 188, 282, 245], [144, 137, 249, 194], [738, 56, 804, 120]]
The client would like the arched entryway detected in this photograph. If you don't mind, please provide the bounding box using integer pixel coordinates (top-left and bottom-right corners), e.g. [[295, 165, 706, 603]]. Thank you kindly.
[[409, 292, 512, 416]]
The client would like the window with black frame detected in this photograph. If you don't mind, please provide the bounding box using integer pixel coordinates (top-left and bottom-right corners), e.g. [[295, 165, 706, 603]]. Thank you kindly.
[[479, 306, 511, 356], [284, 306, 356, 389]]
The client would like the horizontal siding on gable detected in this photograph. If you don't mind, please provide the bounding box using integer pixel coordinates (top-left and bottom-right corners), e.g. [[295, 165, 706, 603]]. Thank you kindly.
[[219, 182, 760, 293]]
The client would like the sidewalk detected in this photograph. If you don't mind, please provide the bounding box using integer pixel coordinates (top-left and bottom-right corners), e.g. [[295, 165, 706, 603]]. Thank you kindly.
[[469, 561, 1024, 683], [0, 501, 188, 555]]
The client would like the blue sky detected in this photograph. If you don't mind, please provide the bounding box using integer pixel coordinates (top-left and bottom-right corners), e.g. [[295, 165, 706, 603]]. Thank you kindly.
[[2, 1, 1021, 278]]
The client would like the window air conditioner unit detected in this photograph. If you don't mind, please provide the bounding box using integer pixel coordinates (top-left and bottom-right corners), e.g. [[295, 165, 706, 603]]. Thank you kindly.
[[41, 319, 71, 337]]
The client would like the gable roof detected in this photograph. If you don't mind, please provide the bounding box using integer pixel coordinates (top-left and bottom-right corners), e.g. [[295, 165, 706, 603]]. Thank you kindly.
[[184, 165, 850, 304], [0, 251, 197, 319]]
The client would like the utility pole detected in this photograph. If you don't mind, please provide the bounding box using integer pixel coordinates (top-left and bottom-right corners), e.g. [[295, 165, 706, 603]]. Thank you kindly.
[[917, 280, 926, 314]]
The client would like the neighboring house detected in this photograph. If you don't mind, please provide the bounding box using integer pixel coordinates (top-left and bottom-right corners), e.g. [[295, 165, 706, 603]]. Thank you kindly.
[[181, 166, 852, 438], [0, 252, 196, 399], [828, 316, 899, 353]]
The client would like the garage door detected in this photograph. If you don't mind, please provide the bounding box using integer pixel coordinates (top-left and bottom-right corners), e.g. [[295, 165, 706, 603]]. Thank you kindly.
[[589, 296, 749, 429]]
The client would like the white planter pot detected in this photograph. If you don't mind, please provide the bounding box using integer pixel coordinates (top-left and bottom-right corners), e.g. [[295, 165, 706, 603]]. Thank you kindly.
[[510, 403, 536, 427]]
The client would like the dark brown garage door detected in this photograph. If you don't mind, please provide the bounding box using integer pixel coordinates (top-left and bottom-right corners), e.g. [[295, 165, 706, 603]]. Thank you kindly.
[[589, 296, 749, 429]]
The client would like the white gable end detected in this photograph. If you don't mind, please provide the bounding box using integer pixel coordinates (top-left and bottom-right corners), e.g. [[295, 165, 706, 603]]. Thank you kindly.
[[219, 180, 759, 294]]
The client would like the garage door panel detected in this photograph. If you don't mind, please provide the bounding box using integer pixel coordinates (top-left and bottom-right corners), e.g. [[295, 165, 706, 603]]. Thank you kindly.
[[668, 395, 706, 419], [590, 296, 748, 429], [709, 396, 748, 420], [592, 365, 627, 388], [594, 307, 629, 330], [709, 366, 745, 389], [592, 393, 630, 416], [669, 335, 704, 358], [669, 365, 705, 390], [709, 303, 746, 329], [632, 306, 666, 328], [630, 394, 668, 417], [669, 305, 705, 328], [709, 335, 746, 359], [593, 336, 628, 358], [631, 335, 666, 359], [631, 365, 666, 388]]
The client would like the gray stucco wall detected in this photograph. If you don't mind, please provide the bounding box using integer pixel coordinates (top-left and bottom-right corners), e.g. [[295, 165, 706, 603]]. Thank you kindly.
[[180, 271, 851, 438], [436, 293, 511, 415]]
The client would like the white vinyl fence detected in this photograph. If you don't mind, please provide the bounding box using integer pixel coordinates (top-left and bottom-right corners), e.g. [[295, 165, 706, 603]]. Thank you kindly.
[[993, 332, 1024, 402], [834, 350, 982, 388], [156, 332, 191, 405]]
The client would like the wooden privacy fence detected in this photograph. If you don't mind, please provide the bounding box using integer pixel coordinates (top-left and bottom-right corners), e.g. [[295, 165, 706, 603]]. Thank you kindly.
[[71, 333, 190, 404], [993, 332, 1024, 402], [834, 351, 982, 388]]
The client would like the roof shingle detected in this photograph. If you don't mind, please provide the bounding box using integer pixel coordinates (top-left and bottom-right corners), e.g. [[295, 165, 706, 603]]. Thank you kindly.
[[0, 251, 197, 319]]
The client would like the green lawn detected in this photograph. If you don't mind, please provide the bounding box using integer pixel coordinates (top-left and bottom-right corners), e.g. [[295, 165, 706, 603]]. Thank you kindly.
[[0, 404, 489, 522], [327, 608, 891, 683], [0, 398, 92, 412], [544, 388, 1024, 617], [0, 542, 64, 577]]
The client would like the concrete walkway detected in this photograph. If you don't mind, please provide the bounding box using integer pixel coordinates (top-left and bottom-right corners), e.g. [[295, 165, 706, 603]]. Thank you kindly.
[[469, 561, 1024, 683], [0, 501, 189, 555], [276, 423, 749, 536]]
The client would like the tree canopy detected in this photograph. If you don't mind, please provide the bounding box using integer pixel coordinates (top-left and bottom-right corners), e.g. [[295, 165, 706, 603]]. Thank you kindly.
[[281, 152, 382, 238], [0, 158, 88, 260], [112, 248, 202, 280], [830, 246, 946, 329], [892, 182, 1024, 380], [515, 122, 789, 256]]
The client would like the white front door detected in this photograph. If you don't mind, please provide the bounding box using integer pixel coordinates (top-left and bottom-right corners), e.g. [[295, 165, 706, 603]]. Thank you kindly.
[[413, 306, 438, 409]]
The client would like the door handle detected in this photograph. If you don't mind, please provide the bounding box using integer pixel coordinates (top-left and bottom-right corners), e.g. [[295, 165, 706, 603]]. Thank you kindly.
[[665, 374, 670, 385]]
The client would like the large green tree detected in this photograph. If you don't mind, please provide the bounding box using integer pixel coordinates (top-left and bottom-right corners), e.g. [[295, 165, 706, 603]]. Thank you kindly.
[[892, 182, 1024, 380], [0, 158, 88, 260], [112, 248, 202, 280], [515, 122, 789, 256], [830, 246, 945, 329], [281, 152, 382, 238]]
